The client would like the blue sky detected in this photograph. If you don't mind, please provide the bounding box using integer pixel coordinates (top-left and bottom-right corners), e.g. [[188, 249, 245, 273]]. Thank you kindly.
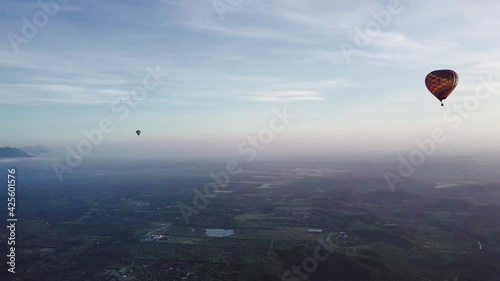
[[1, 0, 500, 158]]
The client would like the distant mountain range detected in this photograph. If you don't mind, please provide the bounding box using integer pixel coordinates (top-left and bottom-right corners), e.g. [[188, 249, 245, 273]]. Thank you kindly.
[[21, 145, 54, 155], [0, 147, 33, 158]]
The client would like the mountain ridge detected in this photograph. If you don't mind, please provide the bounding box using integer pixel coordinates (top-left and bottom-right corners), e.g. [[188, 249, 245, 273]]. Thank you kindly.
[[0, 146, 33, 158]]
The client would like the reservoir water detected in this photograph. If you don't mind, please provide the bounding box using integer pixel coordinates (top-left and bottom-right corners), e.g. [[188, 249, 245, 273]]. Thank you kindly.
[[205, 229, 234, 237]]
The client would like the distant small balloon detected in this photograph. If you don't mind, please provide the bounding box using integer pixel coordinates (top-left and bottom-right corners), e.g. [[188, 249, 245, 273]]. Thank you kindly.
[[136, 130, 141, 136]]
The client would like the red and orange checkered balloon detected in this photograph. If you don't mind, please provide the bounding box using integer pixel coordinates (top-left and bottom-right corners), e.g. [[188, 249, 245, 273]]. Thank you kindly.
[[425, 69, 459, 106]]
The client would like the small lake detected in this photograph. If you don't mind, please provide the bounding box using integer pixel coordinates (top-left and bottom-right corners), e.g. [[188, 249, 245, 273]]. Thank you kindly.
[[205, 229, 234, 237]]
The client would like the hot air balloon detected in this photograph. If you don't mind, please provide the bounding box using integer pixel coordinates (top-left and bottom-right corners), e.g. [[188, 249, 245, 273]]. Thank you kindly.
[[425, 69, 459, 106], [136, 130, 141, 136]]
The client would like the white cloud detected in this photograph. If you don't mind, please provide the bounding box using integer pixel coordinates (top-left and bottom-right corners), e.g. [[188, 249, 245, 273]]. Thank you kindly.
[[183, 21, 307, 42], [248, 90, 325, 103]]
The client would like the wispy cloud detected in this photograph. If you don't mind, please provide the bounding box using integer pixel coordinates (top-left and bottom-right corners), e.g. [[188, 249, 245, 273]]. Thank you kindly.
[[183, 21, 307, 42], [248, 91, 325, 103], [0, 83, 127, 105]]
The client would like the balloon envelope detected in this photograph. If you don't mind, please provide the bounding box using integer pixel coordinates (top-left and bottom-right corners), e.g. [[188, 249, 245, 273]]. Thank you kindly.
[[425, 69, 459, 104], [136, 130, 141, 136]]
